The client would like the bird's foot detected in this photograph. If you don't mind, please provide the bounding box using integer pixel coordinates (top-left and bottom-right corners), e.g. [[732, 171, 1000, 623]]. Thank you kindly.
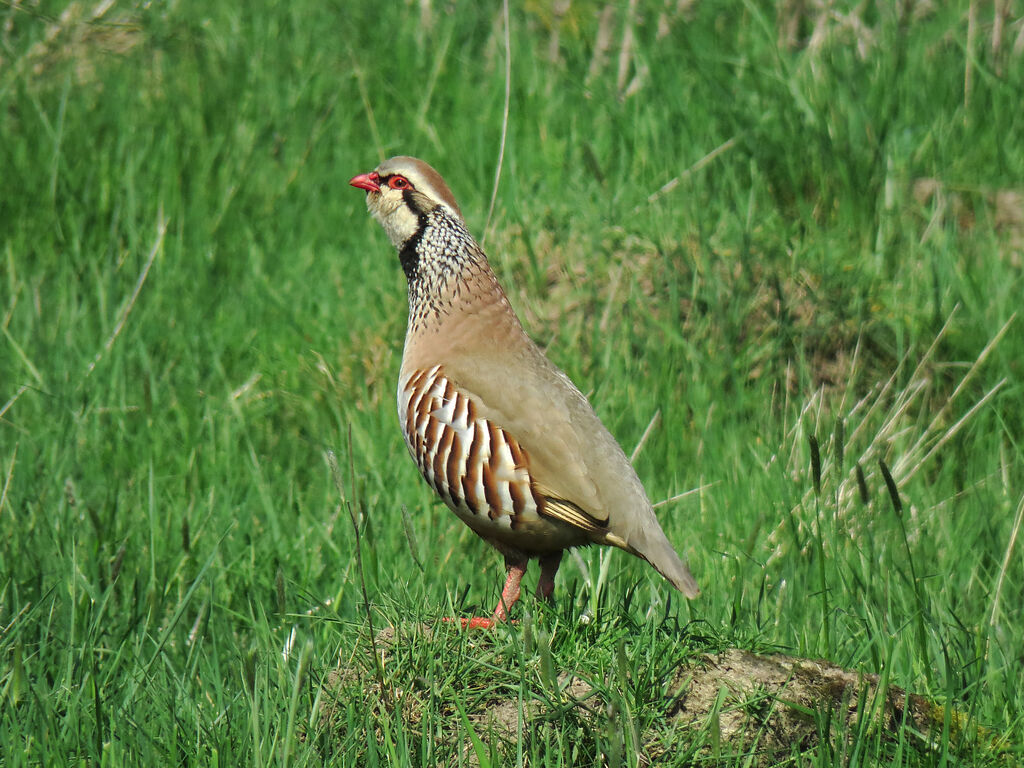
[[441, 561, 528, 629]]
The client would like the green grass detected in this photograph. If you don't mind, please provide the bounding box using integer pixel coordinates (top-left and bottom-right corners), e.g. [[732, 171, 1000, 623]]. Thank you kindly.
[[2, 0, 1022, 764]]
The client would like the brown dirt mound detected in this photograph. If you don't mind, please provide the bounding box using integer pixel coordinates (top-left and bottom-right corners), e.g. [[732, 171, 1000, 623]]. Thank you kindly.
[[320, 628, 997, 765]]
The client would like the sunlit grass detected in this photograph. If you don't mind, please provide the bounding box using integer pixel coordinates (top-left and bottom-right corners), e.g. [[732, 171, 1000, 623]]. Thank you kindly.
[[1, 1, 1022, 764]]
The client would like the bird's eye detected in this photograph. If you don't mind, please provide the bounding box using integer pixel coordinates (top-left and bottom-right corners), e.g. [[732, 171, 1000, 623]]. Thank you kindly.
[[388, 176, 411, 190]]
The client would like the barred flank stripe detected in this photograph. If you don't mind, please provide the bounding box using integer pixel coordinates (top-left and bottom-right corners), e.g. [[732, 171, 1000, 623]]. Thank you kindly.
[[482, 462, 502, 519], [463, 424, 483, 513], [486, 421, 502, 472], [446, 431, 463, 507], [508, 479, 526, 516], [400, 367, 544, 527], [423, 416, 440, 476], [433, 419, 455, 503]]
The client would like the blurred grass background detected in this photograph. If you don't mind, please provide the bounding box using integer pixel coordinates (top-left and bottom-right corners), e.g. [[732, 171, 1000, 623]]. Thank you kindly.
[[1, 0, 1022, 764]]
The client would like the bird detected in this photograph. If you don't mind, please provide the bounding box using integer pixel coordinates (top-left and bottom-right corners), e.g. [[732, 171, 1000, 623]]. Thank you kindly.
[[349, 156, 699, 628]]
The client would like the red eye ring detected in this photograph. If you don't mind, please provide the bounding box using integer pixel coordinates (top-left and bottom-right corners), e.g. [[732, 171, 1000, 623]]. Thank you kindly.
[[388, 176, 411, 190]]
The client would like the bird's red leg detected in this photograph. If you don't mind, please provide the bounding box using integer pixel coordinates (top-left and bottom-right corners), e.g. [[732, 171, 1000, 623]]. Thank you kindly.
[[492, 562, 526, 620], [461, 561, 527, 629], [535, 551, 563, 601]]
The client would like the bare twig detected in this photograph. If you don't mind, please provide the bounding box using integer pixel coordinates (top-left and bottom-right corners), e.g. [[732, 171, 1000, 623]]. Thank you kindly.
[[635, 137, 738, 212], [653, 483, 715, 510], [84, 209, 166, 379], [989, 491, 1024, 632], [484, 0, 512, 243], [586, 4, 616, 85], [326, 443, 390, 707], [991, 0, 1007, 74], [0, 384, 30, 422], [964, 0, 977, 112], [616, 0, 638, 95], [350, 56, 385, 163], [630, 409, 661, 464], [0, 442, 16, 517]]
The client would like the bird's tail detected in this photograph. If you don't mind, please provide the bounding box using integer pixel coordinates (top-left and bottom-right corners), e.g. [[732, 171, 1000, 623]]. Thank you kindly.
[[631, 534, 700, 598]]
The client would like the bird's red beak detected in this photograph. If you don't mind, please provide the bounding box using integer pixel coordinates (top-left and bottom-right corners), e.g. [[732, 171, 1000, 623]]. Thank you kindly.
[[349, 171, 381, 193]]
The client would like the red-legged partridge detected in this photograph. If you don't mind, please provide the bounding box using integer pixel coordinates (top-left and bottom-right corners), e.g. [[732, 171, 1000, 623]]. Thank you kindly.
[[350, 156, 699, 627]]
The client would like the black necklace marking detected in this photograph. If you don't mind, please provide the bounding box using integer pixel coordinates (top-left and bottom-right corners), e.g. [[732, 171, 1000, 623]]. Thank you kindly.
[[398, 214, 427, 281]]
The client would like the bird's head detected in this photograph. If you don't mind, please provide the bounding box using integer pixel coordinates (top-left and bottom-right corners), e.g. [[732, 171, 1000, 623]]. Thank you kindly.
[[350, 156, 463, 250]]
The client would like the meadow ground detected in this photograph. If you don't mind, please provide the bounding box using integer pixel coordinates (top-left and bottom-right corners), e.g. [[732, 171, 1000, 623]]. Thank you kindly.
[[1, 1, 1022, 765]]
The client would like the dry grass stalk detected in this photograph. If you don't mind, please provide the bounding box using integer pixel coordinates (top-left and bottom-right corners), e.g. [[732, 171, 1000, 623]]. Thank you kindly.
[[766, 308, 1015, 557]]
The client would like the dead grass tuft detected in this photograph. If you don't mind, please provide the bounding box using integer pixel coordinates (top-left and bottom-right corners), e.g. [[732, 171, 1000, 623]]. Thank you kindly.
[[914, 178, 1024, 266], [4, 0, 144, 86]]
